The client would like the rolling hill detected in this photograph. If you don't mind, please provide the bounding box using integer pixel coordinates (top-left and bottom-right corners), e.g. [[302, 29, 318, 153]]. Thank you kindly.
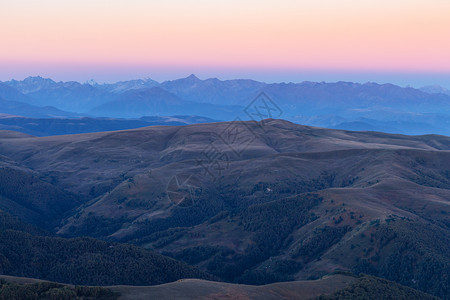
[[109, 274, 438, 300], [0, 274, 439, 300], [0, 119, 448, 298]]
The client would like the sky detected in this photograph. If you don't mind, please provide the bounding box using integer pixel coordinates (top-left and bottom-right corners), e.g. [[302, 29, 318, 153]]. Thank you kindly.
[[0, 0, 449, 87]]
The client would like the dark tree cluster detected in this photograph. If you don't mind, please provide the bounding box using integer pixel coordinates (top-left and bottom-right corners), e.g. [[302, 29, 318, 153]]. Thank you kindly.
[[352, 219, 450, 298], [197, 194, 322, 284], [317, 275, 439, 300], [0, 279, 118, 300], [0, 210, 212, 286], [291, 225, 350, 261]]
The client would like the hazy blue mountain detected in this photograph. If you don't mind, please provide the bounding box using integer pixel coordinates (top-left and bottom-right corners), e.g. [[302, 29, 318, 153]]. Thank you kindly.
[[0, 114, 218, 136], [289, 111, 450, 136], [160, 74, 265, 105], [158, 76, 450, 116], [89, 86, 243, 119], [6, 76, 450, 117], [139, 115, 217, 124], [263, 81, 450, 116], [259, 81, 450, 135], [3, 76, 450, 135], [4, 76, 113, 112], [6, 76, 59, 94], [156, 76, 450, 135], [0, 82, 34, 104], [420, 85, 450, 96], [95, 78, 160, 93], [0, 98, 77, 118], [331, 119, 443, 135], [0, 81, 79, 118]]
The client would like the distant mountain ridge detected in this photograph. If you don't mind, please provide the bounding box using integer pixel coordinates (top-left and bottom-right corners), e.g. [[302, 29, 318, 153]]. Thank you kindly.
[[90, 86, 244, 119], [420, 85, 450, 96], [159, 74, 265, 105], [93, 78, 159, 94], [0, 97, 77, 118], [1, 75, 450, 135], [0, 114, 218, 136]]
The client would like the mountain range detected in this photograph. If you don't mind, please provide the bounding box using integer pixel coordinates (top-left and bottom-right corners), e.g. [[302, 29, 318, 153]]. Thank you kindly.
[[1, 75, 450, 136], [0, 114, 217, 137]]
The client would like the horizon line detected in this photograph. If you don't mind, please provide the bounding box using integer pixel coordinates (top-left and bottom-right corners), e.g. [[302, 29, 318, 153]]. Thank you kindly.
[[2, 73, 449, 91]]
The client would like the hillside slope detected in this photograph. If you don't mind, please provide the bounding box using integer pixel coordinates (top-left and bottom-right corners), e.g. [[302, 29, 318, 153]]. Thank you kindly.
[[0, 210, 212, 286], [0, 119, 448, 297]]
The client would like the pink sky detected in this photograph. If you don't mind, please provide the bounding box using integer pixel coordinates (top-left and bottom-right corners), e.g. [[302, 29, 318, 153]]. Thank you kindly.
[[0, 0, 449, 86]]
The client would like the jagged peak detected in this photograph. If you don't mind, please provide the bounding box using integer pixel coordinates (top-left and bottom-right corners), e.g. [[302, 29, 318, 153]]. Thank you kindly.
[[186, 74, 200, 80], [23, 76, 55, 83]]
